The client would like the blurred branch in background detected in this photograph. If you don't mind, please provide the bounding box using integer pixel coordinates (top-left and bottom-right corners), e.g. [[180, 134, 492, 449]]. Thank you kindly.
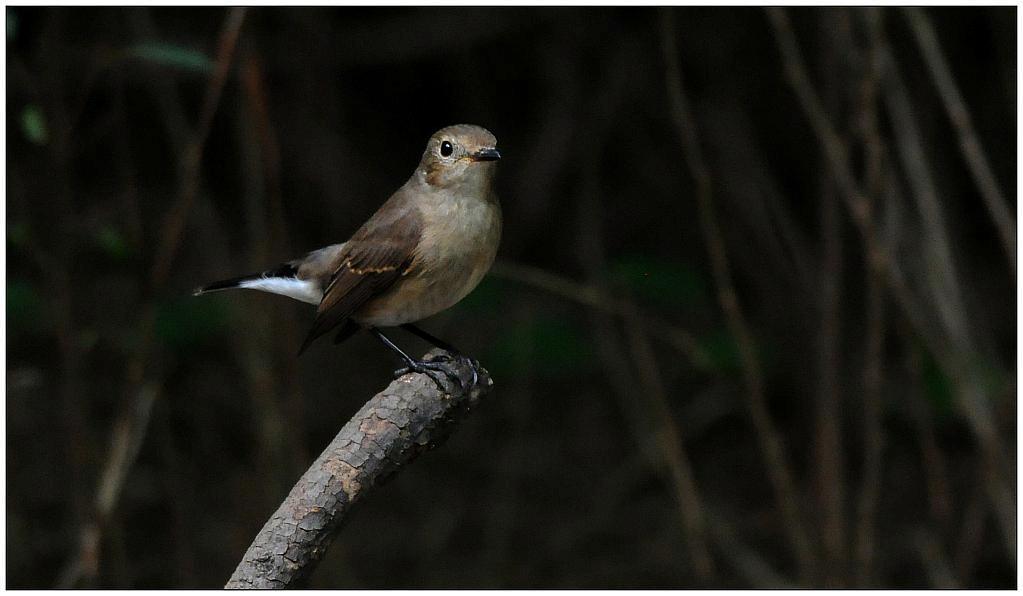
[[490, 262, 709, 369], [32, 9, 93, 566], [662, 8, 813, 582], [55, 8, 247, 587], [572, 36, 714, 582], [904, 337, 954, 531], [231, 47, 310, 495], [880, 37, 1015, 556], [914, 528, 959, 589], [901, 7, 1015, 274], [150, 7, 247, 288], [883, 45, 973, 358], [703, 510, 796, 588], [851, 8, 888, 588], [236, 50, 313, 471], [621, 301, 714, 580], [56, 386, 159, 587], [812, 10, 852, 586], [766, 6, 1014, 574]]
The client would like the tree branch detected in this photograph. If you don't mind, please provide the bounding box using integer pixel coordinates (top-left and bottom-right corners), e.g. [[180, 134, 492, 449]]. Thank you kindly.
[[663, 8, 813, 580], [901, 7, 1015, 275], [225, 350, 493, 589], [490, 261, 711, 370]]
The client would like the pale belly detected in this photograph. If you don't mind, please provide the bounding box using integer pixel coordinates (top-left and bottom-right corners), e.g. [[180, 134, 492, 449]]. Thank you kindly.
[[352, 198, 500, 327]]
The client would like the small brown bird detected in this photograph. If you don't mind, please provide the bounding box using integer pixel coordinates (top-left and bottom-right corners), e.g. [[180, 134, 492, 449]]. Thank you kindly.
[[195, 124, 501, 388]]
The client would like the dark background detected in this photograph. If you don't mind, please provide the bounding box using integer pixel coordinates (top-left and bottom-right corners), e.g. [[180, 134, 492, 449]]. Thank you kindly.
[[6, 6, 1016, 588]]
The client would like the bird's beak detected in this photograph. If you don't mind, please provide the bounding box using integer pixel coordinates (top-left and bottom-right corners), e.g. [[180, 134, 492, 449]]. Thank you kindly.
[[471, 147, 501, 162]]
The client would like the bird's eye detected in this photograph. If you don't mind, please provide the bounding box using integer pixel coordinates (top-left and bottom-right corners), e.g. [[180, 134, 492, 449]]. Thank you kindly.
[[440, 140, 453, 157]]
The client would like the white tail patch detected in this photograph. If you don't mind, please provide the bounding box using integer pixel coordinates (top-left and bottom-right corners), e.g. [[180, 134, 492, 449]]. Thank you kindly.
[[240, 277, 321, 305]]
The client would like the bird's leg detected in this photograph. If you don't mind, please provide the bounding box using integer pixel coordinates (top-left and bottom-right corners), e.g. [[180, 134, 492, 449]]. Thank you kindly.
[[400, 323, 458, 353], [400, 324, 480, 387], [369, 327, 459, 391]]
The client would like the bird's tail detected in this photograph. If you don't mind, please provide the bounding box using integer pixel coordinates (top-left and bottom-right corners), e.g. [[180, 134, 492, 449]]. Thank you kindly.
[[192, 264, 299, 297]]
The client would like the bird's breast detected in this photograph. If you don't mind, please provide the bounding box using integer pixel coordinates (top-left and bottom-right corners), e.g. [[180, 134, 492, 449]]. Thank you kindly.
[[354, 193, 501, 326]]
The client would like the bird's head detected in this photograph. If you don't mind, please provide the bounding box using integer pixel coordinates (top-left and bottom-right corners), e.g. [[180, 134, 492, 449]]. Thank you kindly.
[[417, 124, 500, 190]]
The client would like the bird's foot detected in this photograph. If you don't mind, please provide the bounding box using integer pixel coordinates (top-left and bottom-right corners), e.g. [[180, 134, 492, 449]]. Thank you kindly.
[[393, 359, 458, 392], [393, 352, 480, 392], [424, 352, 480, 388]]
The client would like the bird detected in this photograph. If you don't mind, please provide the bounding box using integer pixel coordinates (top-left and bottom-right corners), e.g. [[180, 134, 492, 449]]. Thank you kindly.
[[194, 124, 501, 389]]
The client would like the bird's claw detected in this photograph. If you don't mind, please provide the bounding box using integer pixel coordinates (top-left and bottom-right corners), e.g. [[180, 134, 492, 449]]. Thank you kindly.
[[393, 360, 459, 392], [394, 352, 480, 392], [459, 355, 481, 388], [440, 352, 480, 388]]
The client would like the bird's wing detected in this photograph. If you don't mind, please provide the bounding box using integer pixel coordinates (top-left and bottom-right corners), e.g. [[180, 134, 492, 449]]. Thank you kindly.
[[298, 193, 422, 353]]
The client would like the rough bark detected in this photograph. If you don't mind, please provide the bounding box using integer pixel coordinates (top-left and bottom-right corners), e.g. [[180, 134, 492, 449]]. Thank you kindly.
[[225, 350, 492, 589]]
